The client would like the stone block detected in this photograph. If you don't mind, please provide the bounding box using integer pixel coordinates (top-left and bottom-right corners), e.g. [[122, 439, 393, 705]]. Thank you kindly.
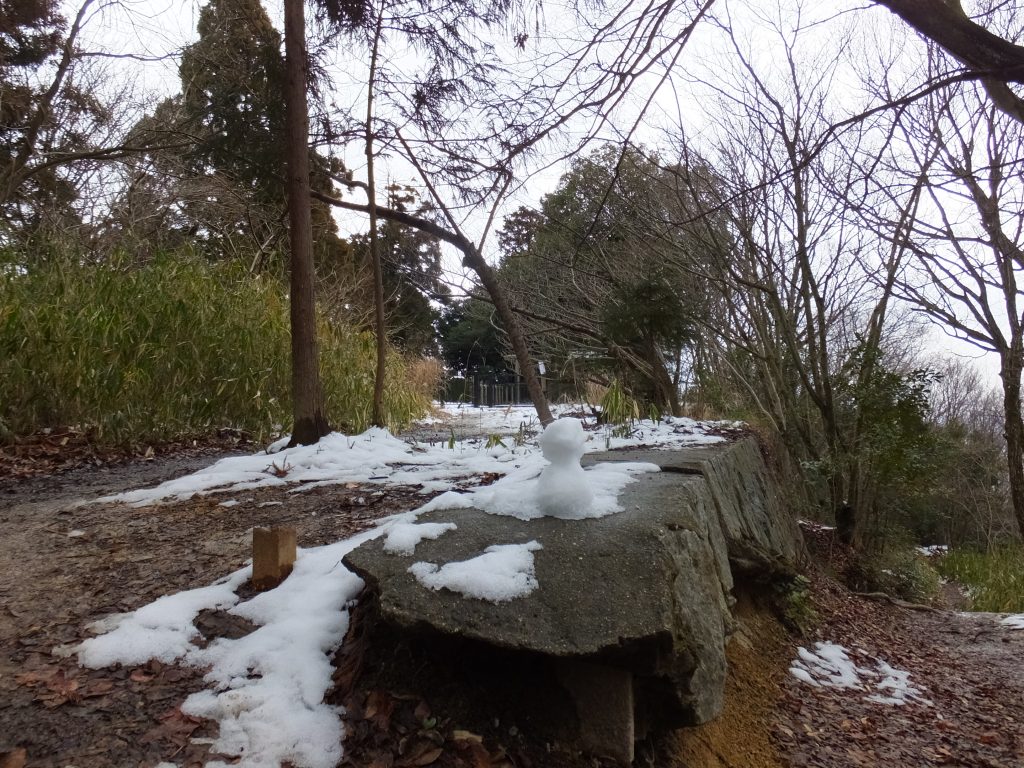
[[555, 659, 634, 765], [342, 437, 803, 756]]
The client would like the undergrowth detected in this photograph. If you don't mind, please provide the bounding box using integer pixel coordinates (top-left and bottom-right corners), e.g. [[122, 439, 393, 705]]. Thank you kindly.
[[772, 573, 817, 634], [852, 544, 941, 604], [934, 546, 1024, 613], [0, 253, 434, 444]]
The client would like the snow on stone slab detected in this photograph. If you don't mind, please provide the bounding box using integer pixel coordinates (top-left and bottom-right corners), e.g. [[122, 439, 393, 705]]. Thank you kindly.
[[417, 458, 659, 521], [409, 541, 543, 603], [76, 520, 405, 768], [790, 641, 931, 706], [916, 545, 949, 557], [383, 521, 457, 555], [1001, 614, 1024, 630]]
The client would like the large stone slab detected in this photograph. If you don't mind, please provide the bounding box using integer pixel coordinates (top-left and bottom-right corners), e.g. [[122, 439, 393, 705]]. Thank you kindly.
[[343, 437, 801, 735], [587, 438, 802, 580]]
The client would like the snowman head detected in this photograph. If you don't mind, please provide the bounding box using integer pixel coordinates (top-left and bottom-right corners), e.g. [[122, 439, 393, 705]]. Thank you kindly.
[[538, 418, 587, 465]]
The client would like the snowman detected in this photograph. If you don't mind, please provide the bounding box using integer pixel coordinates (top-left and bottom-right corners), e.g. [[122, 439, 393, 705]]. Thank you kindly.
[[535, 418, 594, 518]]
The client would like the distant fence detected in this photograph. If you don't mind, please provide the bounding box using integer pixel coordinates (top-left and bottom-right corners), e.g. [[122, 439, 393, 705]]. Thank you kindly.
[[444, 376, 529, 407], [442, 375, 583, 407]]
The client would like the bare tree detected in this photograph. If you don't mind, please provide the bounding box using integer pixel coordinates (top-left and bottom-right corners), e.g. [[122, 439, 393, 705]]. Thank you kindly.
[[870, 0, 1024, 124], [655, 5, 937, 540], [864, 39, 1024, 536]]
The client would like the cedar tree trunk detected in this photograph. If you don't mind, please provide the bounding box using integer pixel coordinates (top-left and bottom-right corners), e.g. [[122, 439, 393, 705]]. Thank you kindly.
[[284, 0, 329, 446]]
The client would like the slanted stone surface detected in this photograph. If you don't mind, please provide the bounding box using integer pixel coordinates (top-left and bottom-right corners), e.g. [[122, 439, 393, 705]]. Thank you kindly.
[[342, 437, 801, 748], [587, 438, 802, 580]]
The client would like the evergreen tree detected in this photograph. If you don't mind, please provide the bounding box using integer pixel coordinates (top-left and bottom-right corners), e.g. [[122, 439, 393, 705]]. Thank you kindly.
[[349, 185, 449, 355], [437, 297, 508, 376], [499, 145, 712, 414], [179, 0, 286, 207], [166, 0, 345, 267], [0, 0, 110, 236]]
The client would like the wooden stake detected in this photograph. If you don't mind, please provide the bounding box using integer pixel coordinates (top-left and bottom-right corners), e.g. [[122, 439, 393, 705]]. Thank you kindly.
[[252, 527, 297, 590]]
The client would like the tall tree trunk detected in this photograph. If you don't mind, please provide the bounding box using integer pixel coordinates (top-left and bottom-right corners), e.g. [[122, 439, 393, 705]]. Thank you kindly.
[[284, 0, 329, 446], [460, 250, 553, 425], [366, 5, 387, 428], [1001, 349, 1024, 537]]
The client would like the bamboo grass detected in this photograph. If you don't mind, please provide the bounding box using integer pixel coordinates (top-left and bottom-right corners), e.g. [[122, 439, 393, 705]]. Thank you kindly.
[[0, 253, 435, 444]]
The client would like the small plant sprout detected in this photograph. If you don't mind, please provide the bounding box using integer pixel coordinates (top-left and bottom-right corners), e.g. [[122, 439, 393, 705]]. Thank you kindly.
[[265, 458, 292, 478]]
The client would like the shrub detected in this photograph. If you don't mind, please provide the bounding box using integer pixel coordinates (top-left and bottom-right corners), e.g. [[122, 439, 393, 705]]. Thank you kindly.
[[773, 574, 817, 634], [852, 546, 942, 604], [0, 252, 430, 444], [934, 546, 1024, 613]]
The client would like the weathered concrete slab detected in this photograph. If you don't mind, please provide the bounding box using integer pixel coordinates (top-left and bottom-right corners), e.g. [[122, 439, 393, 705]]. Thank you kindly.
[[342, 437, 801, 752], [587, 438, 802, 580]]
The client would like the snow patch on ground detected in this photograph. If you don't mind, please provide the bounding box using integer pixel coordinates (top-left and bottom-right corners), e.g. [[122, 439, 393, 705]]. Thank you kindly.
[[409, 541, 543, 602], [916, 545, 948, 557], [790, 641, 932, 706], [79, 570, 251, 668], [797, 519, 835, 532], [97, 409, 727, 508], [77, 523, 402, 768], [1001, 614, 1024, 630]]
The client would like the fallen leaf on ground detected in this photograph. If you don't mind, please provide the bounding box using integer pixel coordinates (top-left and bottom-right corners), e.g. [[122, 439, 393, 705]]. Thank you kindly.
[[0, 748, 27, 768], [453, 737, 491, 768], [36, 668, 80, 707], [140, 708, 202, 747], [399, 740, 443, 767], [365, 690, 396, 730]]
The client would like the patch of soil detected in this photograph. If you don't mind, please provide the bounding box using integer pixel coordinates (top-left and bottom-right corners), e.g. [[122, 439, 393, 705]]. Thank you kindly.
[[0, 455, 429, 768], [666, 595, 788, 768]]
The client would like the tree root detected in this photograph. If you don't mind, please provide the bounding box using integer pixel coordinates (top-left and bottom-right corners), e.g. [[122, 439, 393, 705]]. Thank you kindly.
[[853, 591, 942, 613]]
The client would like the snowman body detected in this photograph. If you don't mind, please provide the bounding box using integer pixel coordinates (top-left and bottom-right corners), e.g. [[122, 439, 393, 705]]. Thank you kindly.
[[535, 418, 594, 518]]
